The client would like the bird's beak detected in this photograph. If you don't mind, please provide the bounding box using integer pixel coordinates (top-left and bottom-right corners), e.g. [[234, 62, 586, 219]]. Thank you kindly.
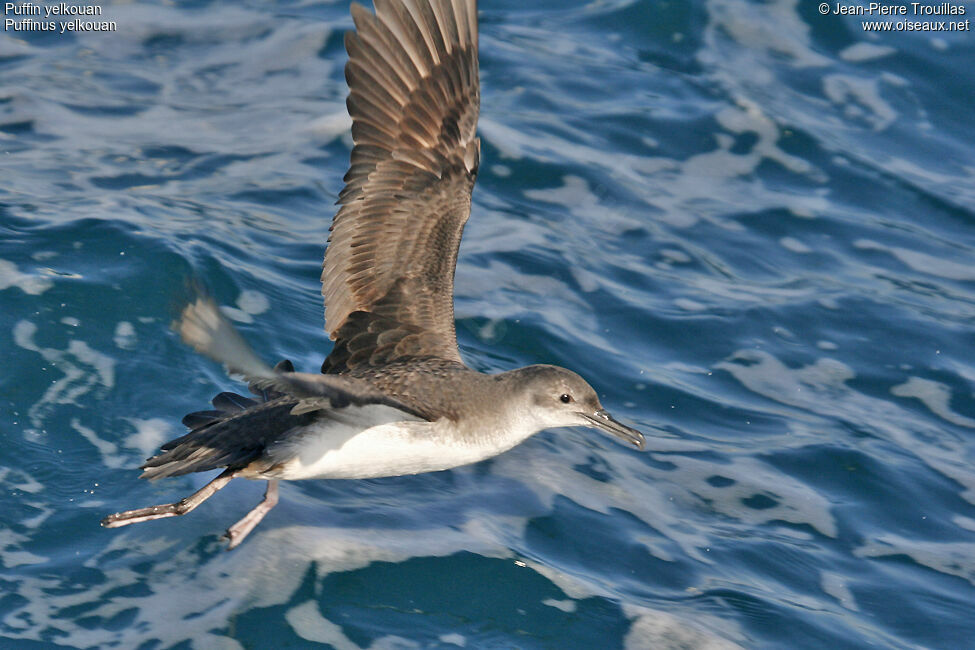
[[582, 410, 646, 451]]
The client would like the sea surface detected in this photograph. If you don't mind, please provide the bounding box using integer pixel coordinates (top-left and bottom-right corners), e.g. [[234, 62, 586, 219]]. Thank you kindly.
[[2, 1, 975, 648]]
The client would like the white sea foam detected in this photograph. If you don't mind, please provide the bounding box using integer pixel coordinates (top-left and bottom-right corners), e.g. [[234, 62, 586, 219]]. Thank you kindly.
[[286, 600, 417, 649], [542, 598, 576, 613], [717, 349, 975, 513], [891, 377, 975, 428], [820, 571, 859, 612], [13, 320, 116, 436], [121, 417, 173, 457], [855, 535, 975, 587], [0, 259, 53, 295], [779, 236, 811, 253], [438, 632, 467, 646], [236, 289, 270, 315], [71, 419, 125, 469], [855, 239, 975, 282], [114, 321, 137, 349], [839, 43, 896, 63], [623, 605, 745, 650]]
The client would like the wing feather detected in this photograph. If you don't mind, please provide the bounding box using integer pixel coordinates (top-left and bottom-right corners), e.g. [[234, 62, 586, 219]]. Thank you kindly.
[[322, 0, 479, 372]]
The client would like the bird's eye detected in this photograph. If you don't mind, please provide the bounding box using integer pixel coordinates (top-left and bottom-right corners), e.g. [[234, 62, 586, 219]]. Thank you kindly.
[[560, 393, 573, 404]]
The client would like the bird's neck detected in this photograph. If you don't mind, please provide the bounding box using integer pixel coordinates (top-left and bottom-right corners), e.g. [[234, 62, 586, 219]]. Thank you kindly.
[[447, 377, 544, 449]]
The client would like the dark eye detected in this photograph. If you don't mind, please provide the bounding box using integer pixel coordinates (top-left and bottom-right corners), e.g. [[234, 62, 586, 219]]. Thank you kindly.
[[560, 393, 573, 404]]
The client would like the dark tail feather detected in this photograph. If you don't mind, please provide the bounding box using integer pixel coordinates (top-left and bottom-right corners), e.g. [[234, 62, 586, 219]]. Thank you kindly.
[[212, 392, 258, 412], [177, 396, 253, 434], [248, 359, 294, 401], [178, 359, 295, 433], [146, 363, 303, 480], [181, 410, 224, 430], [142, 398, 310, 480], [274, 360, 294, 373]]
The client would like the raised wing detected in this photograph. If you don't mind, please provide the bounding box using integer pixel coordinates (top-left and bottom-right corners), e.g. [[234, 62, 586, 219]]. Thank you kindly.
[[321, 0, 480, 372]]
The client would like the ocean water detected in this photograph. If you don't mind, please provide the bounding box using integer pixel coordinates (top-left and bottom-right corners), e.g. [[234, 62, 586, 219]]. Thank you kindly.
[[2, 0, 974, 647]]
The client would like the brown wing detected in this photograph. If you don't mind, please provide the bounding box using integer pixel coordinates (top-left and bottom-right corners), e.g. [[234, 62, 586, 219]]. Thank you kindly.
[[321, 0, 480, 373]]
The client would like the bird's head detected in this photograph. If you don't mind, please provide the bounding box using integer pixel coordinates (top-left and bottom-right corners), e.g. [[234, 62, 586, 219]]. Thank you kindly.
[[506, 364, 646, 450]]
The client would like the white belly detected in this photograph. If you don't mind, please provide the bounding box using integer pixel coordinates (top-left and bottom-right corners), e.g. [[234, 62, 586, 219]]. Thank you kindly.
[[263, 405, 520, 480]]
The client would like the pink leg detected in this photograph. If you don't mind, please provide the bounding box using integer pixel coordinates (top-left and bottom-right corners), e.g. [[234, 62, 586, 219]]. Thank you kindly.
[[101, 468, 237, 528], [224, 479, 279, 550]]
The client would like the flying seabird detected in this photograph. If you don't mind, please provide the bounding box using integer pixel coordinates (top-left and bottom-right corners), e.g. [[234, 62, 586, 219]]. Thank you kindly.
[[102, 0, 647, 549]]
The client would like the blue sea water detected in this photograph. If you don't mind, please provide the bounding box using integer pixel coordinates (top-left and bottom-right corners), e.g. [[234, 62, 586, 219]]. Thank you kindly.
[[2, 0, 975, 647]]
